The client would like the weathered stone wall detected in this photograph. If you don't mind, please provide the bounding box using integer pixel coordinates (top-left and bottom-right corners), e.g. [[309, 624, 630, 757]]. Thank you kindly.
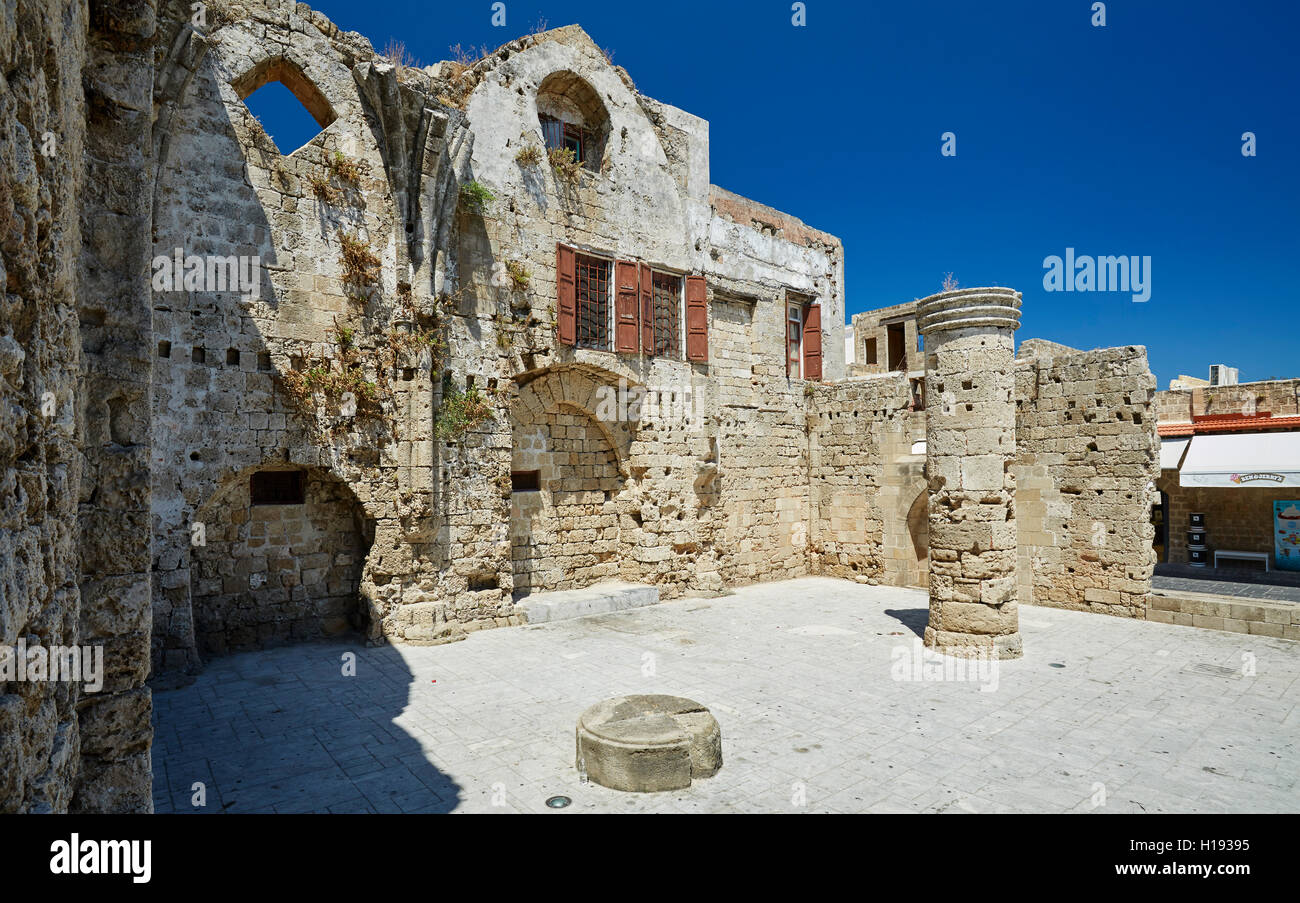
[[807, 375, 916, 583], [1, 0, 156, 814], [191, 468, 370, 655], [140, 5, 846, 656], [74, 0, 158, 814], [455, 25, 843, 606], [149, 0, 472, 660], [0, 0, 88, 814], [1013, 345, 1159, 618]]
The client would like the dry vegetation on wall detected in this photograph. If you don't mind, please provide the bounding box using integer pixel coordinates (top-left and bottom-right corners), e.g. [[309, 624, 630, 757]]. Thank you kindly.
[[548, 146, 583, 182], [337, 229, 383, 303], [514, 144, 543, 166]]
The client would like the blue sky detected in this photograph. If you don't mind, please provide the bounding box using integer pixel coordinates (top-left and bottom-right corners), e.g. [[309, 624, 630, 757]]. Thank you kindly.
[[245, 1, 1299, 386]]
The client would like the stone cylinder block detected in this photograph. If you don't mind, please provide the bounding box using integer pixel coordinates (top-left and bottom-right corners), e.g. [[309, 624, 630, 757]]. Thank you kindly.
[[576, 695, 721, 792], [919, 288, 1023, 660]]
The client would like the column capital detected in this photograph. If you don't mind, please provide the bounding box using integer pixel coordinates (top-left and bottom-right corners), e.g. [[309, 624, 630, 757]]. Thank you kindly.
[[917, 287, 1022, 336]]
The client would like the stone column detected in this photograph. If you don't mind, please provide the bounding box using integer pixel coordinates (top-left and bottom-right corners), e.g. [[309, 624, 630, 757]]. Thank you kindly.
[[918, 288, 1023, 659]]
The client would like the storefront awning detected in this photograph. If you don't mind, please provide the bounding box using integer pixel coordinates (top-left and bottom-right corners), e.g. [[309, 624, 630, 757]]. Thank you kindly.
[[1160, 438, 1189, 470], [1179, 431, 1300, 487]]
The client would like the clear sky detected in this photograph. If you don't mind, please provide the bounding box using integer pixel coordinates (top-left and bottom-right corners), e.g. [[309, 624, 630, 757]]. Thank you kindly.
[[244, 0, 1299, 387]]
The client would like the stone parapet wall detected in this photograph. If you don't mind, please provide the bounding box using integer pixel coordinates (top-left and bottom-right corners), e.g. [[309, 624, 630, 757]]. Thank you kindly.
[[1155, 378, 1300, 423]]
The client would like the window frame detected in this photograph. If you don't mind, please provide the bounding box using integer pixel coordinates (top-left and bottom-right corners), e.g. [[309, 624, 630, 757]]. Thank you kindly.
[[540, 114, 599, 170], [647, 267, 685, 361], [787, 301, 804, 379], [249, 470, 306, 507], [573, 251, 613, 352]]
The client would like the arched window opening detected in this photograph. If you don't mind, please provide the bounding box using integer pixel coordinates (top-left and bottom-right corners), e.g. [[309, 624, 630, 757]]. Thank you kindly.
[[232, 58, 336, 155], [536, 71, 610, 172]]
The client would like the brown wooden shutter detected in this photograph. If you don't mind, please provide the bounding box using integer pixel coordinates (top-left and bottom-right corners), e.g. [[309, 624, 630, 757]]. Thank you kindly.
[[802, 302, 822, 381], [556, 243, 576, 345], [614, 260, 639, 353], [639, 263, 654, 354], [685, 275, 708, 362]]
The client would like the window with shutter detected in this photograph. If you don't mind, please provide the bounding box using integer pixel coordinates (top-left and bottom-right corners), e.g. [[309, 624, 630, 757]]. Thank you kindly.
[[803, 302, 823, 381], [786, 302, 802, 378], [614, 260, 639, 353], [639, 264, 654, 354], [685, 275, 708, 362], [556, 243, 576, 346], [651, 271, 682, 359]]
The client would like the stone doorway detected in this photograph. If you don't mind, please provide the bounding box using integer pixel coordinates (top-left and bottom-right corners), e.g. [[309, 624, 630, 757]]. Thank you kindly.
[[190, 466, 372, 657]]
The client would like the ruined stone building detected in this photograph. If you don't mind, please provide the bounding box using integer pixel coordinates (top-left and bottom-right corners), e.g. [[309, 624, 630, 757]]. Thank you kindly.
[[4, 0, 1256, 815]]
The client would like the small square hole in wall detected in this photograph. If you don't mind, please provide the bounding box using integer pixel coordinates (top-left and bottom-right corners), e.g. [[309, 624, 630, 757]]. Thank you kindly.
[[227, 348, 241, 366], [192, 347, 205, 364], [511, 470, 540, 492], [157, 341, 171, 359], [257, 352, 272, 371], [402, 368, 415, 382], [250, 470, 305, 506]]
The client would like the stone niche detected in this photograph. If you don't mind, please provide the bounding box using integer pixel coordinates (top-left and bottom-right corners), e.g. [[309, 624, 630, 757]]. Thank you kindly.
[[191, 468, 373, 656]]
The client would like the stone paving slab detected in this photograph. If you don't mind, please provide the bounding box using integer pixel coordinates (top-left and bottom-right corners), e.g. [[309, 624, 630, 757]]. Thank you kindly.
[[517, 582, 660, 624], [152, 578, 1300, 814]]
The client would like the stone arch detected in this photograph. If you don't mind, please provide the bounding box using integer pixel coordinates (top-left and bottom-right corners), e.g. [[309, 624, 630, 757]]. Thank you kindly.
[[535, 70, 611, 170], [905, 489, 930, 585], [511, 364, 636, 475], [190, 462, 374, 657], [509, 366, 633, 596]]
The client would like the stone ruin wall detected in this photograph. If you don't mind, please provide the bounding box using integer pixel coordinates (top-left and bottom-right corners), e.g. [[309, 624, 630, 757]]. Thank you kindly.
[[808, 376, 923, 584], [1013, 344, 1159, 618], [452, 27, 846, 604], [822, 333, 1160, 619], [149, 0, 456, 667], [1, 0, 156, 813], [145, 2, 847, 662]]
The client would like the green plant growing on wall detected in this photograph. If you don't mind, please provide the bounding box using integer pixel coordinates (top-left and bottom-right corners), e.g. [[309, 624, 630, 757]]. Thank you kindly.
[[388, 323, 446, 369], [548, 146, 582, 183], [505, 259, 531, 293], [514, 144, 543, 166], [458, 180, 494, 215], [435, 385, 495, 441]]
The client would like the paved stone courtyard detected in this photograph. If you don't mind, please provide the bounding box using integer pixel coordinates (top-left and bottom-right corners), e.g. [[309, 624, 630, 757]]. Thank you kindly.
[[151, 578, 1300, 814], [1154, 563, 1300, 603]]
